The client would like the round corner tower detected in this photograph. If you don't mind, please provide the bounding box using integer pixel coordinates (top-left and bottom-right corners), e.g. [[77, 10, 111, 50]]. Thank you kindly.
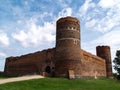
[[55, 16, 81, 78], [96, 46, 112, 78]]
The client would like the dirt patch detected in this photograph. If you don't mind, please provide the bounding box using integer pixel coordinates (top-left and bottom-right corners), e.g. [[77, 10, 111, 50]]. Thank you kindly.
[[0, 75, 44, 84]]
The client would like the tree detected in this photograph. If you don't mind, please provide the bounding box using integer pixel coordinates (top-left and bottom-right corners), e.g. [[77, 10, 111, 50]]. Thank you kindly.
[[113, 50, 120, 79]]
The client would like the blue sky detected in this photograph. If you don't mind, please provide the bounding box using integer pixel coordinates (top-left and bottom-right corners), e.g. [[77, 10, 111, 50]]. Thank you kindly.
[[0, 0, 120, 71]]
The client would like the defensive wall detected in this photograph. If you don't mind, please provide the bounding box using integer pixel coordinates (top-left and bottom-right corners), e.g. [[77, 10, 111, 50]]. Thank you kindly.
[[4, 16, 112, 78]]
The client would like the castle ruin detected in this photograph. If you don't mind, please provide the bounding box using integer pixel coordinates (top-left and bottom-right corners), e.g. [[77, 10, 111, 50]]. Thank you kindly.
[[4, 16, 112, 78]]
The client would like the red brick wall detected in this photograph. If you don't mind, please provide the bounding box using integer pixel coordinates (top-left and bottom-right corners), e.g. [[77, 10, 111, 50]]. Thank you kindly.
[[55, 16, 81, 78], [4, 48, 55, 76], [96, 46, 112, 77], [81, 49, 106, 78], [4, 48, 107, 78]]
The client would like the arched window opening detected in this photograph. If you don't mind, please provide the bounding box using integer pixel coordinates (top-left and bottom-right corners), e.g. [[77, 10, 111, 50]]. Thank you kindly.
[[45, 66, 51, 73]]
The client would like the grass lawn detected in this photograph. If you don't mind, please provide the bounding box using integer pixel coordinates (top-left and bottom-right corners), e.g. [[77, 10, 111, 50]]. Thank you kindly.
[[0, 78, 120, 90]]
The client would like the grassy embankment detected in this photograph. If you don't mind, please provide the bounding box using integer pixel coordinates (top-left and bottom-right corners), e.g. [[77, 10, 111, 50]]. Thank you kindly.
[[0, 77, 120, 90]]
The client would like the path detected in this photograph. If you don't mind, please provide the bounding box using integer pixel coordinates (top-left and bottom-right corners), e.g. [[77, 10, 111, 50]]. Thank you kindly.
[[0, 75, 44, 85]]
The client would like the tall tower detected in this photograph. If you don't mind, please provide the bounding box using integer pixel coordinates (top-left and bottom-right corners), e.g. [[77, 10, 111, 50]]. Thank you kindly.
[[96, 46, 112, 78], [55, 16, 81, 78]]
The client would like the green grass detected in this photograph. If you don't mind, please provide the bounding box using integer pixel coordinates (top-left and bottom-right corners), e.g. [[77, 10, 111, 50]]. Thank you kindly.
[[0, 78, 120, 90]]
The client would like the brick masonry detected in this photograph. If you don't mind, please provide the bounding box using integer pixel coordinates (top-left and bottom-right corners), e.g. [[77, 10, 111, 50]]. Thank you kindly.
[[4, 16, 112, 78]]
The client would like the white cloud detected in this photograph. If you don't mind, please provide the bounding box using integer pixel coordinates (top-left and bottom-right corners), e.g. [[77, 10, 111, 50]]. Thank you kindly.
[[85, 19, 96, 28], [98, 0, 116, 8], [78, 0, 120, 33], [58, 7, 72, 18], [57, 0, 72, 8], [93, 17, 117, 32], [12, 20, 55, 48], [0, 30, 9, 47], [91, 29, 120, 46], [0, 52, 6, 57], [78, 0, 95, 18]]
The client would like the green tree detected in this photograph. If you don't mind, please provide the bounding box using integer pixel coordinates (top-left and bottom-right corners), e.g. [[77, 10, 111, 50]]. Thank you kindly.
[[113, 50, 120, 79]]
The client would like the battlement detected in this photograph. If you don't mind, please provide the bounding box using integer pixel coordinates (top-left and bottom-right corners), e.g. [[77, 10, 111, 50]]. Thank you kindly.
[[96, 45, 110, 48], [57, 16, 80, 25], [96, 46, 110, 54]]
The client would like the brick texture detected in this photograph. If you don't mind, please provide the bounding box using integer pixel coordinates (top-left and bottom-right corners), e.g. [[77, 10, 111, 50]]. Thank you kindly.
[[4, 16, 112, 78]]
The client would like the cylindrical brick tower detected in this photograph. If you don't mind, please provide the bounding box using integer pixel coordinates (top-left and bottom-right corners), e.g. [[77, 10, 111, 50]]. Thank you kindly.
[[96, 46, 112, 78], [55, 16, 81, 78]]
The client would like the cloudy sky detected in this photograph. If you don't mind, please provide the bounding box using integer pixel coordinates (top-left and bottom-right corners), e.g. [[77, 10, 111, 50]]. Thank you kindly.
[[0, 0, 120, 71]]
